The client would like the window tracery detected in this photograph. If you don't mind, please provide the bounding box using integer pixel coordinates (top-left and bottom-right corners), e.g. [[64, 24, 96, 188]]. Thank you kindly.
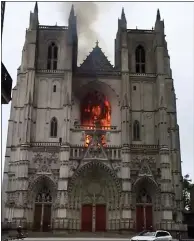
[[47, 42, 58, 70], [133, 120, 140, 140], [135, 45, 145, 73], [50, 117, 58, 137], [35, 186, 52, 203]]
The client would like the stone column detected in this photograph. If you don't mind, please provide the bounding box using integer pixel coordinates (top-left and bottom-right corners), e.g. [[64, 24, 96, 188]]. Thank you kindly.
[[12, 144, 29, 225], [55, 145, 69, 229], [157, 88, 173, 227], [120, 150, 132, 230]]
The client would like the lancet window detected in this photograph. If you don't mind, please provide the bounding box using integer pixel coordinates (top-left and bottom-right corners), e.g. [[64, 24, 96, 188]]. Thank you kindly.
[[135, 45, 145, 73], [133, 120, 140, 140], [47, 42, 58, 70], [50, 117, 58, 137]]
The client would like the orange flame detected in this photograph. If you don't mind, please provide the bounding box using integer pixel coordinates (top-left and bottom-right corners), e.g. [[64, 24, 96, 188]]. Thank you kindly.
[[81, 91, 111, 146]]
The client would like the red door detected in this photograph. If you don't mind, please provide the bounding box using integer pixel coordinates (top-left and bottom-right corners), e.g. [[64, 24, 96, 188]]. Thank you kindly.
[[145, 206, 153, 230], [136, 205, 144, 232], [95, 204, 106, 232], [43, 204, 52, 232], [33, 204, 42, 231], [81, 205, 93, 232]]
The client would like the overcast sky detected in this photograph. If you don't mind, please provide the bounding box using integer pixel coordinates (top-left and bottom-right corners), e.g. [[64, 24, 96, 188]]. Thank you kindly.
[[2, 1, 194, 180]]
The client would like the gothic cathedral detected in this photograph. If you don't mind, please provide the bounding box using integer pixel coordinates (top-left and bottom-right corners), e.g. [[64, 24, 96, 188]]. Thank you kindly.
[[2, 3, 187, 234]]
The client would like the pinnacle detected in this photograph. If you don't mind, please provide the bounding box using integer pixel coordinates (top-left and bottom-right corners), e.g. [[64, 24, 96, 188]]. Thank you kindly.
[[157, 8, 161, 21]]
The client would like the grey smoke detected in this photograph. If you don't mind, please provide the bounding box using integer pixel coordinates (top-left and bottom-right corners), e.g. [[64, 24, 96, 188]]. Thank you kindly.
[[60, 2, 109, 65]]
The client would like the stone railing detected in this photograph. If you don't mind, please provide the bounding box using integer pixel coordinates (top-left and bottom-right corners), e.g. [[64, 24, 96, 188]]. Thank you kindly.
[[1, 219, 134, 232], [30, 142, 159, 158], [155, 221, 188, 232], [131, 144, 159, 151], [52, 219, 135, 231], [127, 28, 154, 33], [31, 142, 60, 147], [69, 146, 122, 160], [1, 220, 188, 236], [36, 69, 65, 74], [129, 73, 156, 77], [39, 25, 68, 30], [73, 124, 117, 131]]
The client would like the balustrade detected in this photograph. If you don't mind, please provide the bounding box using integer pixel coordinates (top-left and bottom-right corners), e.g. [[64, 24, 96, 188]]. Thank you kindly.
[[74, 124, 117, 131]]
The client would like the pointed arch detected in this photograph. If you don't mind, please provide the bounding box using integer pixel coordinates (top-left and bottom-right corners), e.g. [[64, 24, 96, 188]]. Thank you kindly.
[[53, 84, 57, 92], [50, 117, 58, 137], [133, 120, 140, 140], [47, 42, 58, 70], [68, 161, 121, 193], [28, 175, 57, 194], [135, 45, 145, 73], [133, 175, 159, 193], [28, 175, 56, 231]]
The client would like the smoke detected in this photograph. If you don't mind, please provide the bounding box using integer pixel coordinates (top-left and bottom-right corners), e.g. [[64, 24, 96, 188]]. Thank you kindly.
[[60, 2, 109, 65]]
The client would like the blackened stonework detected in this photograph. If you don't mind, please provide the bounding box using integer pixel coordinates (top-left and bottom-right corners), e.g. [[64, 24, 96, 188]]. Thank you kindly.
[[1, 62, 13, 103], [1, 2, 13, 104], [1, 1, 5, 36], [2, 2, 187, 235]]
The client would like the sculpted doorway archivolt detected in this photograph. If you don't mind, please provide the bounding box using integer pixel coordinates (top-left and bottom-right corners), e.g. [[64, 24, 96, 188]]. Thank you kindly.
[[67, 161, 121, 231], [28, 175, 57, 229]]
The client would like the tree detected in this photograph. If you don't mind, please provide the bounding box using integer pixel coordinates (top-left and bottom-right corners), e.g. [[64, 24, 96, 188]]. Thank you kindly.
[[183, 174, 193, 210]]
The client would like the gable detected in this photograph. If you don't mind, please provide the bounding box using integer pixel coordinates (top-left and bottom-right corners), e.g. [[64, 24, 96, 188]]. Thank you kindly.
[[78, 42, 114, 73], [138, 159, 152, 177], [83, 132, 108, 161]]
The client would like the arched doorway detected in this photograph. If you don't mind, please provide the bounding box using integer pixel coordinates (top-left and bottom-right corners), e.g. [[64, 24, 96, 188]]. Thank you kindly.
[[68, 162, 121, 232], [136, 188, 153, 232], [33, 186, 52, 231], [133, 176, 159, 232], [29, 175, 56, 232]]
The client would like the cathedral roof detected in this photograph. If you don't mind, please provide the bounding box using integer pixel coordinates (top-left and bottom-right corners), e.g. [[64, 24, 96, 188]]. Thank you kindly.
[[78, 41, 114, 74]]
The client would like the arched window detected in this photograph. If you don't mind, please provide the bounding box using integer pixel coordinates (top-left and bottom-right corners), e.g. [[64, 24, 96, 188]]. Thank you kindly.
[[135, 45, 145, 73], [50, 117, 58, 137], [47, 42, 58, 70], [133, 120, 140, 140], [53, 85, 56, 92]]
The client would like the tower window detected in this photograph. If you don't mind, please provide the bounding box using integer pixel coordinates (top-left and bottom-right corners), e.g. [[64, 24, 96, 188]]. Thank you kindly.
[[50, 117, 58, 137], [135, 45, 145, 73], [133, 120, 140, 140], [133, 86, 136, 91], [47, 42, 58, 70], [53, 85, 56, 92]]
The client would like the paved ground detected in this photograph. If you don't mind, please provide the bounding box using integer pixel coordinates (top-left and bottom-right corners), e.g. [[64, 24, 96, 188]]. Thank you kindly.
[[25, 239, 131, 241], [21, 239, 192, 241]]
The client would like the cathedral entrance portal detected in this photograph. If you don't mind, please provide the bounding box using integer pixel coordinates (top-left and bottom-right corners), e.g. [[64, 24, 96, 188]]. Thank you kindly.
[[33, 186, 52, 231], [136, 188, 153, 232], [81, 204, 106, 232], [68, 162, 121, 232], [81, 204, 93, 232], [95, 204, 106, 232]]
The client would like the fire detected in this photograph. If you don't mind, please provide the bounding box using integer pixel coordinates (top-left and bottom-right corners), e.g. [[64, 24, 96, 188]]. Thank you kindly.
[[81, 91, 111, 146], [85, 134, 106, 147]]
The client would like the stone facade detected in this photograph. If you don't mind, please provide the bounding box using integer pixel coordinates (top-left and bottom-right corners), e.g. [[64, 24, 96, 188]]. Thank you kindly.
[[2, 4, 187, 233]]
